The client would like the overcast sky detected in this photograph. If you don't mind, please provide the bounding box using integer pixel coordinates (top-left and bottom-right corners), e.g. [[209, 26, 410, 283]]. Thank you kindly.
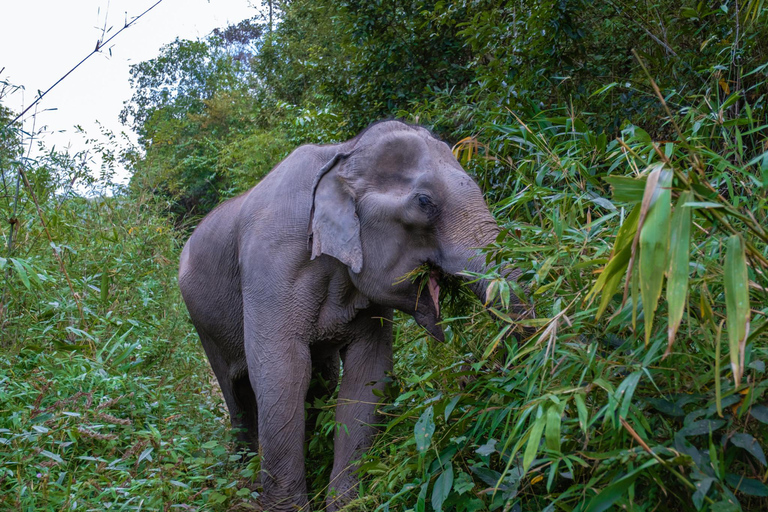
[[1, 0, 259, 183]]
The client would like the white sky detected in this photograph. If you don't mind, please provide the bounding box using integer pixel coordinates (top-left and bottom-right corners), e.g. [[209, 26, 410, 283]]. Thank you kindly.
[[0, 0, 259, 183]]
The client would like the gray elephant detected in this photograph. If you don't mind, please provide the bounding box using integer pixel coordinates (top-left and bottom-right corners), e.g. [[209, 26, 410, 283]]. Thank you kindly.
[[178, 121, 529, 511]]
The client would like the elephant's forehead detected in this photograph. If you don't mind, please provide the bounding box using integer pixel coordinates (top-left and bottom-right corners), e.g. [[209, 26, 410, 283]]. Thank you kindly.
[[354, 131, 457, 181], [366, 132, 429, 165]]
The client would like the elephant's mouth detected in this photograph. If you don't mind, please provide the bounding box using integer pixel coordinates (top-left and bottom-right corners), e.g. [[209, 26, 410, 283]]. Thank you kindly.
[[412, 267, 446, 342]]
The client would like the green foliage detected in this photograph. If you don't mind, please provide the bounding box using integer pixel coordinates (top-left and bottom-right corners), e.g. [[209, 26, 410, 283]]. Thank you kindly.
[[0, 134, 254, 509], [353, 73, 768, 510], [121, 20, 293, 216], [124, 0, 768, 218]]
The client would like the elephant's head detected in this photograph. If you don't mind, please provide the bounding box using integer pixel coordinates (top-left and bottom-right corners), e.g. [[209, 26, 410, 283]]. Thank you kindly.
[[309, 121, 529, 340]]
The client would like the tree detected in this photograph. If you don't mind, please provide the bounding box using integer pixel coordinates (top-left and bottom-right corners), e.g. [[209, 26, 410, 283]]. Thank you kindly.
[[122, 19, 291, 216]]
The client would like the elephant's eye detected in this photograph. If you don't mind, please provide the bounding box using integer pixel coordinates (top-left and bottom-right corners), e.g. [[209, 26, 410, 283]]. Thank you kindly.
[[417, 194, 438, 216]]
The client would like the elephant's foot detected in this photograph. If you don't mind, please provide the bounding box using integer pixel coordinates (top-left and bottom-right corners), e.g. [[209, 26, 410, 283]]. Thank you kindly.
[[259, 473, 311, 512], [325, 475, 357, 512], [258, 494, 310, 512]]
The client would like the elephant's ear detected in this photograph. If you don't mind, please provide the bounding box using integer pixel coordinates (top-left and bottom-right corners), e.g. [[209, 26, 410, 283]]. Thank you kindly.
[[308, 153, 363, 273]]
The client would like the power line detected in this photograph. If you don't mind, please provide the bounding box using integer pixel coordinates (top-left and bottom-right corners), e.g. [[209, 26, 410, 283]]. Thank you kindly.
[[3, 0, 167, 130]]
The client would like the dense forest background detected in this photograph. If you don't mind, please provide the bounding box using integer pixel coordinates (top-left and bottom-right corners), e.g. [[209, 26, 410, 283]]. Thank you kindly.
[[2, 0, 768, 510]]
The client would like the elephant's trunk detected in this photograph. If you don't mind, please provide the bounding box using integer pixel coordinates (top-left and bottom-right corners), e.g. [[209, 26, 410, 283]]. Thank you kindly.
[[437, 186, 533, 326], [441, 242, 532, 321]]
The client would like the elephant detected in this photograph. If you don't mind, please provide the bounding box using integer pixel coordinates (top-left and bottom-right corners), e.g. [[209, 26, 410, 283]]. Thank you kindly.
[[178, 120, 530, 511]]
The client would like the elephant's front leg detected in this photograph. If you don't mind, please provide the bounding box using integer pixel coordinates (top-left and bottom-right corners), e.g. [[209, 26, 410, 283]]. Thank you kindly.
[[249, 332, 312, 511], [327, 308, 393, 511]]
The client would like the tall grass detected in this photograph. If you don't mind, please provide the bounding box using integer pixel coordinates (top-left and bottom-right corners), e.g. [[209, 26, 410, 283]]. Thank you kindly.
[[0, 142, 256, 509]]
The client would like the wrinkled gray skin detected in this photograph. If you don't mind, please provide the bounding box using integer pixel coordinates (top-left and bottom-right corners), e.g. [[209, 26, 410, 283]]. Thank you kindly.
[[179, 121, 528, 511]]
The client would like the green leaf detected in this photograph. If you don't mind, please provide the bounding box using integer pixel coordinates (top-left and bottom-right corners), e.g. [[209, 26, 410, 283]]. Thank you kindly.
[[359, 461, 388, 475], [645, 397, 685, 417], [101, 267, 110, 304], [750, 405, 768, 424], [725, 473, 768, 496], [444, 395, 461, 421], [680, 419, 726, 436], [729, 433, 766, 466], [724, 234, 750, 387], [476, 439, 497, 457], [40, 450, 64, 464], [604, 176, 647, 203], [415, 406, 435, 453], [470, 465, 502, 487], [722, 93, 741, 110], [583, 460, 658, 512], [692, 477, 715, 510], [574, 393, 589, 435], [617, 371, 642, 420], [138, 447, 154, 464], [708, 500, 740, 512], [453, 471, 474, 495], [523, 409, 547, 472], [591, 82, 619, 97], [585, 204, 641, 318], [639, 168, 672, 345], [715, 322, 724, 417], [666, 190, 692, 356], [10, 258, 31, 289], [682, 201, 724, 209], [431, 463, 453, 512], [544, 405, 562, 452]]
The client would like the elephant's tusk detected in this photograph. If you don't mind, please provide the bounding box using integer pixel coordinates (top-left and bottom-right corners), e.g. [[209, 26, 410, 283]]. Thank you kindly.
[[428, 272, 440, 317]]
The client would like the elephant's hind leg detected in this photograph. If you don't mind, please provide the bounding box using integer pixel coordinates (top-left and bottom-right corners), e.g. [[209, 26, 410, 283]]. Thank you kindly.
[[196, 330, 258, 453]]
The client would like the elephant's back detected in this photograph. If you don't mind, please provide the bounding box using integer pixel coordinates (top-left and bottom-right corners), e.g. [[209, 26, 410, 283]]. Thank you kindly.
[[180, 141, 341, 285], [236, 143, 342, 245], [180, 193, 247, 284]]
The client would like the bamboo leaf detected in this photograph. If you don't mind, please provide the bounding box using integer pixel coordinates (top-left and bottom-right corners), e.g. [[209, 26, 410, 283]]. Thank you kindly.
[[574, 393, 589, 436], [724, 234, 750, 387], [623, 163, 666, 312], [585, 204, 641, 318], [482, 324, 512, 360], [617, 371, 642, 420], [523, 409, 547, 472], [631, 258, 640, 331], [101, 266, 110, 305], [725, 474, 768, 497], [584, 460, 658, 512], [10, 258, 32, 289], [604, 176, 646, 203], [545, 405, 562, 452], [639, 169, 672, 345], [596, 270, 625, 320], [665, 190, 693, 358], [700, 283, 714, 325], [40, 449, 64, 464]]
